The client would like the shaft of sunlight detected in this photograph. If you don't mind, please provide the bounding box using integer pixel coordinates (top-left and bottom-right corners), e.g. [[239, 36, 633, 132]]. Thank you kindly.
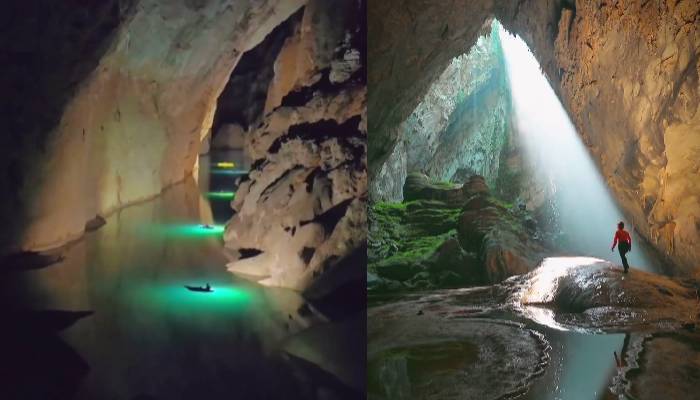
[[497, 23, 653, 272]]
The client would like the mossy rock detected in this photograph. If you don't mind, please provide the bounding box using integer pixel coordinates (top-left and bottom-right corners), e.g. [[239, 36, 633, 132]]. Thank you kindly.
[[403, 172, 466, 205], [369, 197, 469, 289], [369, 182, 548, 291]]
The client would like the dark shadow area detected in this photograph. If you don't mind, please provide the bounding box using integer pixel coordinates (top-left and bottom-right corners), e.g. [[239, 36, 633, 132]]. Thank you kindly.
[[304, 243, 367, 321], [0, 251, 64, 272], [0, 310, 92, 400], [210, 7, 303, 136]]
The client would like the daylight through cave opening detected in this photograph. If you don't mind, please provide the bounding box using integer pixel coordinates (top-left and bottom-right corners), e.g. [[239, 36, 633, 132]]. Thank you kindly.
[[496, 21, 655, 271]]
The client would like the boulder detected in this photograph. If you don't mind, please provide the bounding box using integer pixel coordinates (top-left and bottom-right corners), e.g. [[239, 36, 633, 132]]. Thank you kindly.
[[212, 123, 245, 149], [457, 192, 546, 283], [402, 172, 465, 206], [508, 257, 700, 331]]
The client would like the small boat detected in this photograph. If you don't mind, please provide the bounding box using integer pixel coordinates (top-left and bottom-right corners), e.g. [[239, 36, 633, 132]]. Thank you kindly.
[[185, 284, 213, 293]]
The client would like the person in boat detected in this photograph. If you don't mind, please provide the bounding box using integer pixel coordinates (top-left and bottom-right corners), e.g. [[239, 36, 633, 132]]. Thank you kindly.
[[611, 221, 632, 273], [205, 283, 211, 291], [202, 224, 213, 229]]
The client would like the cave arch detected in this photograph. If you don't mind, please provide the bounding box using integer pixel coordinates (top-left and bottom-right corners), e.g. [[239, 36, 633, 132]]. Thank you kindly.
[[6, 1, 305, 252], [368, 0, 700, 273]]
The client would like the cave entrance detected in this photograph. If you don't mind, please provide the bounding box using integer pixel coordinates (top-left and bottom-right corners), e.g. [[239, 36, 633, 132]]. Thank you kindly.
[[496, 21, 655, 271], [385, 19, 656, 270], [197, 8, 303, 223]]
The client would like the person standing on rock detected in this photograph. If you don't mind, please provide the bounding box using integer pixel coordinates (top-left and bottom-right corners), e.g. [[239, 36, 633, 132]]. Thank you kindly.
[[611, 221, 632, 273]]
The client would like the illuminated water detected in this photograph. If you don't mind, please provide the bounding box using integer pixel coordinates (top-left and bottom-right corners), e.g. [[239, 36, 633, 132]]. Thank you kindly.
[[3, 150, 360, 399]]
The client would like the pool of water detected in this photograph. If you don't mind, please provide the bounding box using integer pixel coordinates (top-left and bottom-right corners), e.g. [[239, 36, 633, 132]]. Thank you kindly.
[[1, 150, 361, 399]]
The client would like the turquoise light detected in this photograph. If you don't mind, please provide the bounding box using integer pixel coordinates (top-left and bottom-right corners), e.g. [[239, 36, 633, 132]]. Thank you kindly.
[[211, 169, 248, 176], [136, 282, 258, 315], [139, 223, 225, 239]]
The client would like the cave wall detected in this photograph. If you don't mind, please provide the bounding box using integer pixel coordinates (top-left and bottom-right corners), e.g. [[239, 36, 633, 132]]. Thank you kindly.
[[211, 9, 302, 139], [370, 25, 512, 201], [7, 0, 305, 251], [0, 0, 132, 253], [368, 0, 700, 274], [224, 0, 366, 291], [550, 1, 700, 274]]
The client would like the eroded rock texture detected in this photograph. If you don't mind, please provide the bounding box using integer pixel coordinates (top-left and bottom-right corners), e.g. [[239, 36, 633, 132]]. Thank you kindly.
[[2, 0, 305, 252], [369, 0, 700, 274], [224, 0, 367, 291], [369, 173, 547, 292], [508, 257, 700, 331], [552, 1, 700, 274], [368, 312, 549, 400], [370, 23, 512, 202]]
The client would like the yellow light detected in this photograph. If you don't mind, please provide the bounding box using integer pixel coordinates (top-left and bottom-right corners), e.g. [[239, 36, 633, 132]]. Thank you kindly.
[[216, 162, 236, 168]]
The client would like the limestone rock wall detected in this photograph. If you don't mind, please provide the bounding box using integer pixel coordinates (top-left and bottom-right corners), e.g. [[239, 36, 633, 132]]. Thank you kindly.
[[370, 25, 512, 202], [0, 0, 132, 253], [9, 0, 305, 251], [551, 0, 700, 273], [224, 0, 367, 291], [368, 0, 700, 274]]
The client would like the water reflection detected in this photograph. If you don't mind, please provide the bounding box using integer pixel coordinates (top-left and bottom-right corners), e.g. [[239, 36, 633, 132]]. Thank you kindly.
[[6, 150, 357, 398]]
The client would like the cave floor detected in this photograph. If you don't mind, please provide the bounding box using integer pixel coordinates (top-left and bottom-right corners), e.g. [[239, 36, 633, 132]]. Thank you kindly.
[[368, 259, 700, 400], [1, 150, 360, 400], [369, 295, 624, 400]]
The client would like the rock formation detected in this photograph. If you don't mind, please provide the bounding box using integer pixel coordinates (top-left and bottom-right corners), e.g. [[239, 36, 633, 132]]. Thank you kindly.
[[1, 0, 367, 294], [619, 331, 700, 400], [212, 123, 246, 150], [370, 23, 512, 202], [368, 308, 549, 400], [224, 0, 367, 291], [369, 0, 700, 274], [507, 257, 700, 331], [2, 0, 306, 252], [369, 173, 547, 291]]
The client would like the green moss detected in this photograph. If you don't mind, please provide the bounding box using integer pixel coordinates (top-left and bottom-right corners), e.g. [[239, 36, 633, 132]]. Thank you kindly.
[[432, 180, 458, 189], [380, 230, 455, 264], [369, 199, 462, 278], [489, 196, 514, 210]]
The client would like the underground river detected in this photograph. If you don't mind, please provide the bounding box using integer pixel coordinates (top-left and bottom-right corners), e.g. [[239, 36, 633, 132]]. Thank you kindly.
[[1, 150, 362, 399]]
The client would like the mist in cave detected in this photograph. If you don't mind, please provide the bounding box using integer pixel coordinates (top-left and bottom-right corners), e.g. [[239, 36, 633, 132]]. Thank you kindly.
[[497, 23, 654, 272]]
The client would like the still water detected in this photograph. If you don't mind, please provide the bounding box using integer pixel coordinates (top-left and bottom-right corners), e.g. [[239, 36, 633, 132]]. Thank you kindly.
[[4, 151, 359, 399]]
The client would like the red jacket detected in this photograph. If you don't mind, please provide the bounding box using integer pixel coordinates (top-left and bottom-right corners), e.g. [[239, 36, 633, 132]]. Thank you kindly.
[[612, 229, 632, 248]]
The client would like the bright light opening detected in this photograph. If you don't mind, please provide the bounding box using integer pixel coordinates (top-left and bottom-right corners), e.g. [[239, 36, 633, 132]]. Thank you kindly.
[[497, 23, 654, 272]]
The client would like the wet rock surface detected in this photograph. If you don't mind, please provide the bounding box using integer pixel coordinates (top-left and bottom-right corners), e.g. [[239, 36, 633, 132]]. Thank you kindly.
[[507, 257, 700, 332], [368, 305, 549, 400], [369, 256, 700, 399], [619, 331, 700, 400]]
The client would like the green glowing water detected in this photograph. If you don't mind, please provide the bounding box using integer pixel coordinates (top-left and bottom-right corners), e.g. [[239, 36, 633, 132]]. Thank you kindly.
[[206, 191, 235, 200], [139, 223, 225, 238], [137, 282, 258, 315]]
